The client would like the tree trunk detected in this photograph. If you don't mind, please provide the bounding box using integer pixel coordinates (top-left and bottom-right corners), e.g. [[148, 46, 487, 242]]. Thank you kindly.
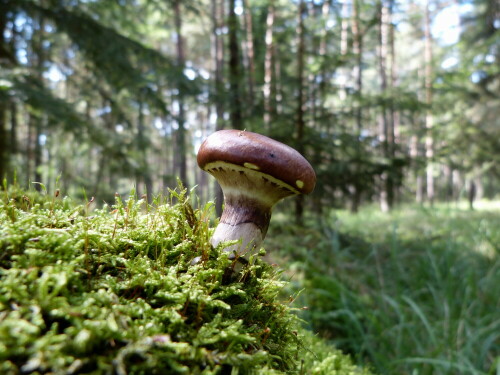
[[0, 5, 8, 181], [228, 0, 243, 130], [318, 0, 330, 115], [340, 0, 349, 56], [452, 169, 461, 204], [411, 121, 424, 204], [211, 0, 225, 132], [295, 0, 306, 224], [9, 102, 17, 156], [378, 0, 394, 212], [174, 0, 188, 189], [388, 3, 398, 145], [33, 14, 46, 189], [0, 101, 6, 182], [34, 117, 43, 186], [273, 43, 283, 116], [211, 0, 225, 216], [443, 164, 453, 202], [468, 180, 476, 210], [352, 0, 363, 134], [263, 1, 275, 127], [242, 0, 255, 111], [26, 112, 33, 186], [162, 118, 174, 190], [388, 3, 399, 202], [351, 0, 364, 212], [136, 98, 153, 201], [424, 0, 434, 205], [338, 0, 350, 102], [309, 0, 331, 217]]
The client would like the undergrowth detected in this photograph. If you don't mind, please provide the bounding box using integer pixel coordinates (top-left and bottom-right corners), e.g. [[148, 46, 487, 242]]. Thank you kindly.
[[268, 205, 500, 375], [0, 184, 371, 375]]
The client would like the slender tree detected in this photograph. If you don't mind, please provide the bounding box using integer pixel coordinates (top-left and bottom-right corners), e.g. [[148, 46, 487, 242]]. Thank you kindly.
[[211, 0, 225, 132], [0, 103, 5, 181], [0, 1, 8, 181], [136, 95, 153, 201], [318, 0, 331, 115], [378, 0, 395, 211], [32, 14, 47, 188], [211, 0, 225, 216], [173, 0, 188, 189], [388, 1, 399, 202], [242, 0, 255, 111], [295, 0, 307, 223], [351, 0, 364, 212], [228, 0, 243, 130], [424, 0, 434, 204], [263, 1, 275, 127]]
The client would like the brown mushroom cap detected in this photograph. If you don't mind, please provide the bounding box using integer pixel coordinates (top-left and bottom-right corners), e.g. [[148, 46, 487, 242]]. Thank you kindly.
[[197, 130, 316, 194]]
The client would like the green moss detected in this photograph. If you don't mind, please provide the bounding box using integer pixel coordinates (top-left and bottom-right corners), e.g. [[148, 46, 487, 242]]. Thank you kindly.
[[0, 185, 371, 375]]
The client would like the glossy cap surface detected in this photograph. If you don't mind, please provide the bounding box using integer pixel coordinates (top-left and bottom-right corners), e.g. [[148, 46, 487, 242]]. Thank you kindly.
[[197, 130, 316, 194]]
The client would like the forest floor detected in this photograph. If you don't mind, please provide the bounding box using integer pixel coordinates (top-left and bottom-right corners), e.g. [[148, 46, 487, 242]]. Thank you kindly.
[[268, 201, 500, 375], [2, 182, 498, 374]]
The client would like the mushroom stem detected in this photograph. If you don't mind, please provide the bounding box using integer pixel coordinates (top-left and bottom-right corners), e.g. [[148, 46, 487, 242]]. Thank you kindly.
[[211, 222, 264, 254], [205, 162, 296, 256], [211, 194, 271, 253]]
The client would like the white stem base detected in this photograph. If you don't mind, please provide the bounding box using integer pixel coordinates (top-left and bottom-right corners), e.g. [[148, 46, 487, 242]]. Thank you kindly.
[[211, 222, 264, 257]]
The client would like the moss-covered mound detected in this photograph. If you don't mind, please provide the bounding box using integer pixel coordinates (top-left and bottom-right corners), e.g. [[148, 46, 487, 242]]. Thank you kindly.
[[0, 186, 371, 375]]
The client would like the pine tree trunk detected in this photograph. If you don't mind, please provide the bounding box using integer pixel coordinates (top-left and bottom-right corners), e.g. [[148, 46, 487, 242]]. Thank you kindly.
[[211, 0, 225, 216], [388, 3, 399, 202], [295, 0, 306, 224], [263, 1, 275, 127], [174, 0, 188, 189], [351, 0, 363, 213], [9, 102, 17, 156], [468, 180, 476, 210], [424, 0, 434, 205], [352, 0, 363, 133], [318, 0, 330, 115], [26, 112, 33, 186], [33, 14, 46, 189], [338, 0, 350, 102], [309, 0, 331, 217], [378, 0, 394, 212], [340, 0, 349, 56], [34, 118, 43, 186], [0, 102, 6, 182], [0, 6, 8, 181], [211, 0, 225, 132], [242, 0, 255, 110], [411, 122, 424, 204], [273, 43, 283, 116], [137, 98, 153, 201], [228, 0, 243, 130]]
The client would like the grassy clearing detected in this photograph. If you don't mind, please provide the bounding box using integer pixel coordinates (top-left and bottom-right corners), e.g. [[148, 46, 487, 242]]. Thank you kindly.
[[0, 184, 371, 375], [268, 203, 500, 375]]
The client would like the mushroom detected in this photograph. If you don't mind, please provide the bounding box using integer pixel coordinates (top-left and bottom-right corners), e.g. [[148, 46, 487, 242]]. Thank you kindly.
[[197, 129, 316, 258]]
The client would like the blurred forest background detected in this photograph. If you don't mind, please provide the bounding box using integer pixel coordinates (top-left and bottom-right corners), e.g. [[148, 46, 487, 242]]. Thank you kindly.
[[1, 0, 498, 214], [1, 1, 499, 374]]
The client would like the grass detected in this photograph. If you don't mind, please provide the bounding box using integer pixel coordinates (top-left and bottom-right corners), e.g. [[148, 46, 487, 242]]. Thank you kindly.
[[267, 202, 500, 375], [0, 183, 372, 375]]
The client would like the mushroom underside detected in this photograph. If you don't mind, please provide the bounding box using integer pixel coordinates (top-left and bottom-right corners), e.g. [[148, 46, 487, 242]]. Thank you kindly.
[[205, 161, 300, 254]]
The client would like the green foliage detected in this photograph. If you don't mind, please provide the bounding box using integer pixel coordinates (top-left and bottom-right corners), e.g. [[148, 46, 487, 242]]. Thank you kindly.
[[269, 205, 500, 375], [14, 0, 195, 104], [0, 186, 371, 375]]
